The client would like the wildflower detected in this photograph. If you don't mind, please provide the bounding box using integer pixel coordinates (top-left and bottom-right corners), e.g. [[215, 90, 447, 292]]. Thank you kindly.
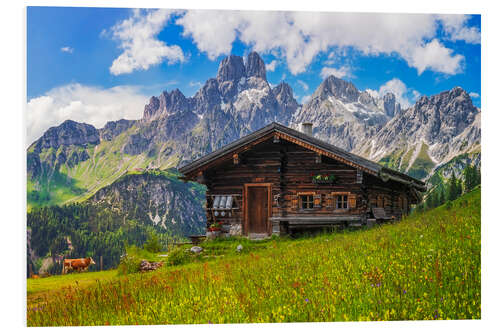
[[305, 298, 309, 302], [403, 290, 407, 294]]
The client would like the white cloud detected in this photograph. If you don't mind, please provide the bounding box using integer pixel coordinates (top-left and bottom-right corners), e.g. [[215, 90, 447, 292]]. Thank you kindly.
[[469, 92, 480, 98], [376, 78, 420, 109], [407, 39, 464, 75], [265, 60, 278, 72], [176, 11, 476, 76], [106, 9, 185, 75], [437, 14, 481, 44], [320, 66, 353, 79], [176, 10, 241, 60], [297, 80, 309, 91], [365, 89, 380, 99], [189, 81, 202, 88], [300, 95, 311, 105], [60, 46, 73, 53], [27, 84, 149, 146]]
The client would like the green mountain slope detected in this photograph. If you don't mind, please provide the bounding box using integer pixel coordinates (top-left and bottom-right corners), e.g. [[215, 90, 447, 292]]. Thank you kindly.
[[27, 124, 184, 210], [27, 169, 206, 273]]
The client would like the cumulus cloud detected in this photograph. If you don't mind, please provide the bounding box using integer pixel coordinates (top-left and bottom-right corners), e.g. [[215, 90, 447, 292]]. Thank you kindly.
[[377, 78, 420, 109], [297, 80, 309, 91], [437, 14, 481, 44], [176, 11, 476, 75], [469, 92, 480, 98], [27, 84, 149, 146], [365, 89, 380, 99], [407, 39, 464, 75], [265, 60, 278, 72], [60, 46, 73, 53], [320, 66, 353, 79], [105, 9, 185, 75], [300, 95, 311, 105]]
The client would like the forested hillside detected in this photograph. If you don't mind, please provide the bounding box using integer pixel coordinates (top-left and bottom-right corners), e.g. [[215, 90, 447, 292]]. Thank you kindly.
[[27, 169, 206, 275]]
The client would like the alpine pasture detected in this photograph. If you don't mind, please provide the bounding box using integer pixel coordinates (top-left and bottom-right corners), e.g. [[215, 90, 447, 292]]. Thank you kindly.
[[27, 188, 480, 326]]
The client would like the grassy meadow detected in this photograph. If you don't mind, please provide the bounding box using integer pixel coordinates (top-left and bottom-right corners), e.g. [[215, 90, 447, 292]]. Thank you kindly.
[[27, 188, 481, 326]]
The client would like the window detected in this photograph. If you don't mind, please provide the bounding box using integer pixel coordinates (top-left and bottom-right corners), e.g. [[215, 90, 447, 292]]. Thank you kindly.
[[336, 195, 348, 209], [300, 195, 314, 209]]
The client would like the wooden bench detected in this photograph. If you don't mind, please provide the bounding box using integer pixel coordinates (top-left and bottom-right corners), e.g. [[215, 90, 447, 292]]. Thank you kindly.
[[270, 215, 363, 230]]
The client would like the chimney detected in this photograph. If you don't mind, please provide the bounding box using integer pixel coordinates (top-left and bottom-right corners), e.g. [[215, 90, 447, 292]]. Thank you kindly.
[[300, 122, 313, 136]]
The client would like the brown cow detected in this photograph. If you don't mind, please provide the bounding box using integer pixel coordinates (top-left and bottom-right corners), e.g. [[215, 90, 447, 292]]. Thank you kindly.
[[62, 257, 96, 274]]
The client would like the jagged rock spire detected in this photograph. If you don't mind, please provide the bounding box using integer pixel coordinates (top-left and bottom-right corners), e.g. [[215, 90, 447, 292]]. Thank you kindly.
[[216, 55, 246, 82], [245, 51, 266, 80]]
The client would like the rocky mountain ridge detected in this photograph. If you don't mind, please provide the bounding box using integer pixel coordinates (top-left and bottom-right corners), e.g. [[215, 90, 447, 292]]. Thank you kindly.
[[88, 170, 206, 235], [27, 51, 481, 213]]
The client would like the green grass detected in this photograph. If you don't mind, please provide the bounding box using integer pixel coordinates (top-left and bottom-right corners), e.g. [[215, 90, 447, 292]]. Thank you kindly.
[[379, 148, 405, 170], [28, 270, 119, 296], [27, 127, 185, 208], [27, 189, 480, 325], [408, 143, 436, 179]]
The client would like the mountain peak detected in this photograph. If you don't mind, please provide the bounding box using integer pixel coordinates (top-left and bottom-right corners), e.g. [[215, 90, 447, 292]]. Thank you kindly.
[[245, 51, 266, 80], [272, 81, 298, 110], [143, 96, 160, 120], [33, 119, 100, 151], [413, 87, 476, 114], [216, 55, 246, 83], [316, 75, 360, 103], [382, 92, 401, 117]]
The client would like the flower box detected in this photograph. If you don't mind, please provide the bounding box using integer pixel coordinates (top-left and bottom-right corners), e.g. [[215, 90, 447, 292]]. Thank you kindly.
[[311, 173, 336, 184]]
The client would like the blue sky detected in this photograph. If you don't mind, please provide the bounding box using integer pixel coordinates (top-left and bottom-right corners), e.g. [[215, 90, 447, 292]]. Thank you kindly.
[[27, 7, 481, 144]]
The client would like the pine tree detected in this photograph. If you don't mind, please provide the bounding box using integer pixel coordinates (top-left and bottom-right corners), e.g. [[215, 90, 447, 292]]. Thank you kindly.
[[447, 172, 458, 201], [437, 187, 445, 206], [456, 178, 463, 197], [464, 165, 474, 193], [473, 165, 481, 188]]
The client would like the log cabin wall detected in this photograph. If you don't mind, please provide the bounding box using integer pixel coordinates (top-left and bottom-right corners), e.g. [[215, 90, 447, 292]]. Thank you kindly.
[[204, 138, 282, 235], [279, 141, 364, 216], [181, 123, 425, 236], [204, 137, 391, 236], [364, 173, 412, 220]]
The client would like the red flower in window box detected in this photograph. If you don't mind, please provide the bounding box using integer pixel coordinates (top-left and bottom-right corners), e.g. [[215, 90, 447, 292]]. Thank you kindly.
[[312, 173, 336, 184]]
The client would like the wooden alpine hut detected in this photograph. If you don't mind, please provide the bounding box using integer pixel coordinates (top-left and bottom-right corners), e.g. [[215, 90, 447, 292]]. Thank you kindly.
[[179, 122, 426, 238]]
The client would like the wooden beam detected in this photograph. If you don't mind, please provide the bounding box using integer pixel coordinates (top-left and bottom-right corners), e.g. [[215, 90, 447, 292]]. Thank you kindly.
[[233, 153, 239, 165]]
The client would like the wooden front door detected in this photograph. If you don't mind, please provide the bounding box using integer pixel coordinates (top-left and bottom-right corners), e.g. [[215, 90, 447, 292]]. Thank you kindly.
[[245, 184, 270, 235]]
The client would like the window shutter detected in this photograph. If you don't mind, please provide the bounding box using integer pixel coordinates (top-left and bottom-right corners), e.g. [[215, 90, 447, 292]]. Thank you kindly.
[[313, 194, 322, 208], [326, 194, 333, 208], [291, 195, 298, 211], [348, 194, 357, 208]]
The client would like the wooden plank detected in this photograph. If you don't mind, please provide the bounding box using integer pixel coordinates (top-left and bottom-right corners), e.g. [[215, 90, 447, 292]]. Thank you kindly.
[[270, 215, 361, 222]]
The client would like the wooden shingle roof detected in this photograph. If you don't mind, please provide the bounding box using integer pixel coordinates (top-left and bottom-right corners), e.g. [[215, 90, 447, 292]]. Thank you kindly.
[[179, 122, 426, 192]]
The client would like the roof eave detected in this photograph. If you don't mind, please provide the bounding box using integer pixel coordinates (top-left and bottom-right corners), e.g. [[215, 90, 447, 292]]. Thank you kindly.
[[178, 122, 426, 190]]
